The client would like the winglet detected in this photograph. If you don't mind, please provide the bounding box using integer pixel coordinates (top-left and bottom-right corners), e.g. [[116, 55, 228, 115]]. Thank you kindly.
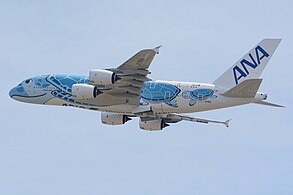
[[224, 119, 231, 128], [153, 45, 163, 54]]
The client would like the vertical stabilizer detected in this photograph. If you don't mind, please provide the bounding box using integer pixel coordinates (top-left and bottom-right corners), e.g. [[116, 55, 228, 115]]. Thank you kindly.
[[213, 39, 281, 89]]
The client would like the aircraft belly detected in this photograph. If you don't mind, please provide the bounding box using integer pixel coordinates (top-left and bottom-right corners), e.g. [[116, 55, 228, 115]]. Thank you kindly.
[[74, 94, 128, 106], [151, 103, 164, 113], [99, 104, 136, 114], [175, 97, 254, 113], [45, 97, 68, 105]]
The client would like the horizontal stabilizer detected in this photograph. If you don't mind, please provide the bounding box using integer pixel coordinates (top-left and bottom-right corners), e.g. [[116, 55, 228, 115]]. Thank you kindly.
[[254, 100, 285, 107], [222, 79, 263, 98]]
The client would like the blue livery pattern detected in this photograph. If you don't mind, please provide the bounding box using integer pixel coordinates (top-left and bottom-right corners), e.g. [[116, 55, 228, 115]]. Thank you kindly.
[[44, 74, 98, 109], [141, 81, 181, 107], [182, 89, 214, 106]]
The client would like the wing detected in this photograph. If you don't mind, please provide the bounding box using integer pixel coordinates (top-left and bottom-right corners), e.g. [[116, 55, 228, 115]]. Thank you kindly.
[[166, 114, 231, 127], [117, 45, 162, 70], [139, 113, 231, 128], [97, 46, 162, 106]]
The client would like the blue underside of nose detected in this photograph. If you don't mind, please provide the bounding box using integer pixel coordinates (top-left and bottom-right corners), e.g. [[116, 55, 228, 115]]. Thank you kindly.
[[9, 86, 28, 98]]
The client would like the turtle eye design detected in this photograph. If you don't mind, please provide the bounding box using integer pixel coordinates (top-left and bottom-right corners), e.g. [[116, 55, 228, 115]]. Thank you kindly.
[[25, 79, 32, 84]]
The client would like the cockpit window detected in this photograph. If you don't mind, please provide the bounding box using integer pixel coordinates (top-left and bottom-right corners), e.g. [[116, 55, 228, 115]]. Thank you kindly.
[[25, 79, 32, 84]]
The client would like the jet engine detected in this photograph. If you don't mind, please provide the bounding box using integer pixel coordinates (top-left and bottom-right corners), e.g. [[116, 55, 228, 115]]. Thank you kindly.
[[89, 69, 118, 85], [139, 118, 169, 131], [72, 83, 101, 99], [101, 112, 131, 125]]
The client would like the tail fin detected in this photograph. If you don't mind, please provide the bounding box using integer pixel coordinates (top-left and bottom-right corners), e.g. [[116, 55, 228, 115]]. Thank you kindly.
[[213, 39, 281, 89]]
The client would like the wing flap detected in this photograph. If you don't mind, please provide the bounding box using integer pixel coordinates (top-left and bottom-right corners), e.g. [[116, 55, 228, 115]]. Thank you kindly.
[[115, 81, 145, 89]]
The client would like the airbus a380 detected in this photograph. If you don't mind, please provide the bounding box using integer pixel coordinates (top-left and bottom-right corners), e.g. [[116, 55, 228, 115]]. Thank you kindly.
[[9, 39, 283, 130]]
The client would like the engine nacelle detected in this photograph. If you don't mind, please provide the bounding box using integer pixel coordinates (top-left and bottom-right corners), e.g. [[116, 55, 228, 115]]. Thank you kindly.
[[101, 112, 131, 125], [139, 119, 169, 131], [72, 84, 100, 99], [89, 69, 117, 85]]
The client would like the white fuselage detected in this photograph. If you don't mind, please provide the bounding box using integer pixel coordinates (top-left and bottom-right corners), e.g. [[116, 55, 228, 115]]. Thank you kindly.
[[9, 75, 266, 115], [99, 80, 265, 114]]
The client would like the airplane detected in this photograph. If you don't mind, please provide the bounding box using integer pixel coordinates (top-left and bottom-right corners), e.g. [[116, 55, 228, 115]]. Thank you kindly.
[[9, 39, 284, 130]]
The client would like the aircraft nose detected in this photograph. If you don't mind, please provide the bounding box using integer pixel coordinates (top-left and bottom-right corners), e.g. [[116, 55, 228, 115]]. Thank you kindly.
[[9, 85, 27, 99], [9, 87, 17, 98]]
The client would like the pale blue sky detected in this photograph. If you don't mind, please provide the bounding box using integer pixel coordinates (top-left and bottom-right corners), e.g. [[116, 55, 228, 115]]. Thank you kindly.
[[1, 0, 293, 194]]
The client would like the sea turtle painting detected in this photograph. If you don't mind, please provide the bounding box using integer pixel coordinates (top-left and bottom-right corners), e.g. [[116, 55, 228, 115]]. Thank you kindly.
[[141, 81, 181, 107], [45, 74, 97, 108], [46, 74, 89, 102], [182, 88, 215, 106]]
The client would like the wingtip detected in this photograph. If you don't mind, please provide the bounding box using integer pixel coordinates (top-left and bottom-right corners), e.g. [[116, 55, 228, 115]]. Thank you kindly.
[[153, 45, 163, 54], [225, 119, 231, 128]]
